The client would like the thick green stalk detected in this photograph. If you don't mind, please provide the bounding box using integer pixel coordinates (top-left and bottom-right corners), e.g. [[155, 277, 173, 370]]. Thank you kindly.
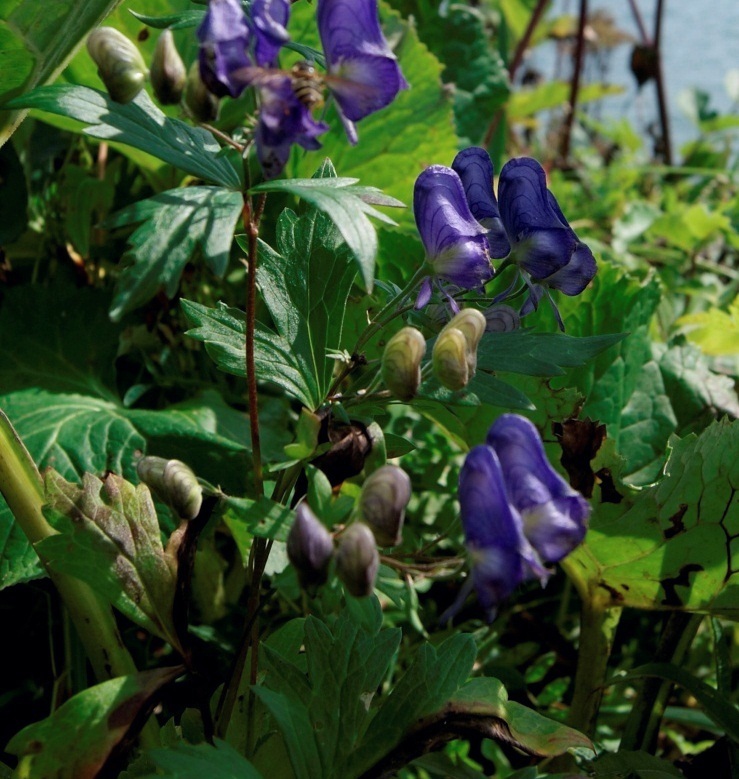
[[0, 410, 160, 749]]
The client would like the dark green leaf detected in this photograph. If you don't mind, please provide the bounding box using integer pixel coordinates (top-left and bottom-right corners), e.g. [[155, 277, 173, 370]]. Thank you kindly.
[[0, 0, 121, 144], [476, 330, 628, 377], [129, 9, 205, 29], [7, 667, 182, 778], [0, 285, 119, 400], [251, 168, 402, 291], [613, 663, 739, 743], [105, 187, 243, 319], [0, 142, 28, 243], [221, 496, 296, 563], [141, 740, 265, 779], [593, 749, 689, 778], [181, 299, 320, 408], [252, 687, 322, 779], [352, 634, 476, 775], [7, 86, 242, 188], [37, 470, 182, 650]]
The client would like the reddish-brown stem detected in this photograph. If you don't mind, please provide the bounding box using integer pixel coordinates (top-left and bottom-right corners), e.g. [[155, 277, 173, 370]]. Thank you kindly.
[[482, 0, 550, 148], [244, 195, 266, 498], [626, 0, 652, 44], [558, 0, 588, 162], [653, 0, 672, 164]]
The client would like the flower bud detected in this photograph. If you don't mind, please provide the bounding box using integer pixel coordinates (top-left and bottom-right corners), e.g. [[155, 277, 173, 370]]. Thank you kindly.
[[359, 465, 411, 547], [136, 456, 203, 519], [336, 523, 379, 597], [150, 29, 187, 105], [381, 327, 426, 401], [184, 60, 219, 122], [483, 304, 520, 333], [87, 28, 148, 104], [433, 308, 486, 390], [287, 503, 334, 589], [432, 327, 469, 390]]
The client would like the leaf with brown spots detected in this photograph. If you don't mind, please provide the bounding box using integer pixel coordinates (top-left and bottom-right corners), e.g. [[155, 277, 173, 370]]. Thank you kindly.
[[7, 666, 183, 779], [570, 418, 739, 618], [36, 470, 183, 653]]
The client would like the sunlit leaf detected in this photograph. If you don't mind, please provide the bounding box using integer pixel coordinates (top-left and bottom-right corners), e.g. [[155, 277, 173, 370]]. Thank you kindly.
[[7, 667, 183, 779], [37, 470, 182, 650]]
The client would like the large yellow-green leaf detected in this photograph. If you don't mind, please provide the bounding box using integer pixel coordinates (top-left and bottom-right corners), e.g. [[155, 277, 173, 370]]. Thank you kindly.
[[0, 0, 123, 146], [571, 418, 739, 618]]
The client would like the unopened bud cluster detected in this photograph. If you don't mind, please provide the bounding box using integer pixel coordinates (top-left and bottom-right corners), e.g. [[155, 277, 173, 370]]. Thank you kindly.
[[381, 307, 487, 399], [287, 465, 411, 597], [86, 26, 194, 111]]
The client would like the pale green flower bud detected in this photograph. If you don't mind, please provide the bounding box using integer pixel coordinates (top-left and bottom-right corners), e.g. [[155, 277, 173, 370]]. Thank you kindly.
[[136, 456, 203, 519], [432, 327, 469, 391], [433, 308, 486, 390], [184, 61, 219, 122], [381, 326, 426, 401], [336, 523, 379, 597], [287, 503, 334, 589], [150, 29, 186, 105], [360, 465, 411, 547], [87, 27, 148, 104]]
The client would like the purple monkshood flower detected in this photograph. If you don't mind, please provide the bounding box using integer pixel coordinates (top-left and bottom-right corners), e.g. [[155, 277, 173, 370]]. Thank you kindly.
[[487, 414, 590, 564], [317, 0, 408, 144], [197, 0, 291, 98], [413, 165, 493, 310], [448, 413, 589, 622], [497, 157, 597, 298], [248, 0, 290, 67], [255, 73, 330, 179], [456, 445, 549, 621], [197, 0, 252, 98], [452, 147, 511, 260]]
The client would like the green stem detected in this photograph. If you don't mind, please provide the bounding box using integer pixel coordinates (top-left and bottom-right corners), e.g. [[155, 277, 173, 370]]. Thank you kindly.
[[354, 265, 427, 353], [620, 611, 703, 753], [567, 596, 622, 737], [0, 411, 160, 750]]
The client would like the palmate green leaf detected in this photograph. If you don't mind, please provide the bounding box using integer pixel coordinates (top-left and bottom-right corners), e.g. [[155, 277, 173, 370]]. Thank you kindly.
[[572, 418, 739, 618], [258, 610, 402, 779], [37, 470, 182, 650], [0, 0, 122, 146], [104, 187, 243, 320], [350, 634, 476, 776], [257, 203, 357, 398], [181, 299, 320, 408], [656, 341, 739, 435], [415, 374, 534, 412], [7, 666, 182, 779], [140, 740, 265, 779], [6, 86, 242, 188], [251, 167, 403, 291], [555, 265, 676, 485], [0, 389, 247, 589], [593, 750, 683, 778]]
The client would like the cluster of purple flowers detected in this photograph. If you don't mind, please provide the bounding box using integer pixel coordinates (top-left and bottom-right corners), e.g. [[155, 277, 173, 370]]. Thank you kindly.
[[414, 148, 597, 326], [197, 0, 407, 177], [449, 414, 590, 622]]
